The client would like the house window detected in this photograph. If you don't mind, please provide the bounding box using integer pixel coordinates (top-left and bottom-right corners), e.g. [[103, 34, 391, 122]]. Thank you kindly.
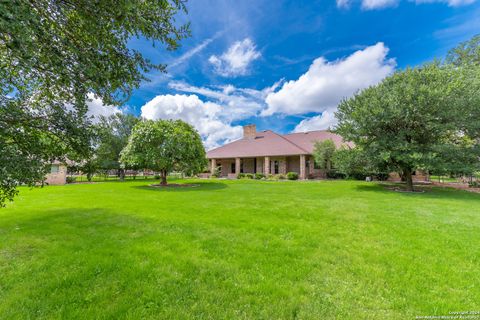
[[254, 158, 257, 174], [240, 160, 244, 173], [50, 165, 59, 174], [231, 163, 235, 173], [274, 160, 279, 174]]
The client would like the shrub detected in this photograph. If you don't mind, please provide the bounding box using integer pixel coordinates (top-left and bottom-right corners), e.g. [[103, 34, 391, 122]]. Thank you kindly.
[[375, 172, 390, 181], [267, 174, 276, 180], [154, 174, 161, 179], [469, 181, 479, 188], [277, 174, 286, 180], [326, 170, 346, 179], [66, 176, 77, 184], [286, 172, 299, 180], [211, 167, 221, 178], [254, 173, 265, 180], [237, 173, 254, 179], [349, 171, 367, 180]]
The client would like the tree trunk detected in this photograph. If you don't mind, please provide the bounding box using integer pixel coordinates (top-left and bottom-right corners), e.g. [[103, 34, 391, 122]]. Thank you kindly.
[[119, 168, 125, 181], [160, 170, 167, 186], [403, 168, 414, 192]]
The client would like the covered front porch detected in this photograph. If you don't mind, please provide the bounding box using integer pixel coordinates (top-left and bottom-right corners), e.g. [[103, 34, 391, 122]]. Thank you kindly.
[[209, 155, 315, 180]]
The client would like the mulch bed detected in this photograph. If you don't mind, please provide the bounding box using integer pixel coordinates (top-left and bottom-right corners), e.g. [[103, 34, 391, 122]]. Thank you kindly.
[[382, 181, 480, 194], [149, 184, 200, 188], [430, 181, 480, 194], [384, 186, 426, 193]]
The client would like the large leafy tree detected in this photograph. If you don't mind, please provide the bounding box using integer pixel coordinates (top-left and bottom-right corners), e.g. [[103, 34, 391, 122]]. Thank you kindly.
[[95, 113, 140, 179], [446, 34, 480, 139], [336, 63, 480, 191], [446, 34, 480, 67], [120, 119, 206, 186], [0, 0, 189, 206]]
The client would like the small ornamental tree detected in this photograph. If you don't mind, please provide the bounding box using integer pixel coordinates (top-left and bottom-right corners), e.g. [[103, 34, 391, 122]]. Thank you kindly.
[[120, 119, 207, 186], [313, 139, 336, 170], [333, 147, 391, 180]]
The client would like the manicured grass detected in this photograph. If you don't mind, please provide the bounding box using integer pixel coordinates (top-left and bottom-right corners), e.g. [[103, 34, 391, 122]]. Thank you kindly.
[[1, 179, 479, 319]]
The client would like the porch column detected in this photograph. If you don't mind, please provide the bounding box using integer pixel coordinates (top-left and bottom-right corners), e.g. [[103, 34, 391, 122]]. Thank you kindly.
[[300, 154, 306, 180], [235, 157, 241, 175], [210, 158, 216, 174], [264, 156, 270, 175]]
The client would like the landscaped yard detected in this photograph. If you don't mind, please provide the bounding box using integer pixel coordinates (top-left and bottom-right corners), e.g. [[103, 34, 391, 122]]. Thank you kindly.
[[1, 179, 479, 319]]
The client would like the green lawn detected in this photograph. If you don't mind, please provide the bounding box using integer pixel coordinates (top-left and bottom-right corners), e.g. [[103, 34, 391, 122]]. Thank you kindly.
[[1, 179, 479, 319]]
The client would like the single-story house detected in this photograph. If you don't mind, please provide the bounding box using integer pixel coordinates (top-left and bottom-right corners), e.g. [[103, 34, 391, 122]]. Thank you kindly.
[[45, 161, 67, 185], [206, 124, 351, 179]]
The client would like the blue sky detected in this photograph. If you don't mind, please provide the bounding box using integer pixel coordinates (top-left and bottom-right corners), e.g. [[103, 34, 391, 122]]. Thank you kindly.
[[90, 0, 480, 149]]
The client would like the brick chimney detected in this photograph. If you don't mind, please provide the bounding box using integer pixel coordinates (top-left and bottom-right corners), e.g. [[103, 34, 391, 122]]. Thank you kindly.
[[243, 124, 256, 139]]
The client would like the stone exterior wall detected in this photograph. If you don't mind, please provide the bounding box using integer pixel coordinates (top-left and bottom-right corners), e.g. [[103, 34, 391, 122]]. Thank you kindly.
[[280, 158, 287, 175], [210, 155, 431, 181], [45, 164, 67, 185], [256, 157, 264, 174], [269, 157, 287, 175], [219, 159, 235, 176], [286, 156, 300, 173], [243, 158, 255, 173], [212, 155, 324, 179]]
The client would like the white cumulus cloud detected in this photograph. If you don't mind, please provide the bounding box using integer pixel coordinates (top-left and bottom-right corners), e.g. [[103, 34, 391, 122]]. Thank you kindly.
[[263, 42, 395, 117], [414, 0, 475, 6], [168, 80, 281, 122], [140, 94, 242, 150], [336, 0, 352, 8], [209, 38, 261, 77], [86, 93, 122, 122], [343, 0, 475, 9], [362, 0, 398, 9], [293, 108, 338, 132]]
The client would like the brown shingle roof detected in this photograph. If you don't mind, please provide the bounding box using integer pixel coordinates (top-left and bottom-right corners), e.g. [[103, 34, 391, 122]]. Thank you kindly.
[[206, 130, 351, 159], [282, 130, 351, 153]]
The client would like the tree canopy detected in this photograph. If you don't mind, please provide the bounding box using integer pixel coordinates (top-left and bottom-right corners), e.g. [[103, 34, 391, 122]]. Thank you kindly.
[[336, 62, 480, 191], [120, 119, 206, 185], [313, 139, 336, 170], [95, 113, 140, 177], [0, 0, 189, 206], [446, 34, 480, 67]]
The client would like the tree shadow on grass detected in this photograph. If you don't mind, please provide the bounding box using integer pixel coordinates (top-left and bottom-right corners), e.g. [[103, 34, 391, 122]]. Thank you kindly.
[[355, 182, 480, 201], [131, 181, 228, 192], [0, 207, 153, 247]]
